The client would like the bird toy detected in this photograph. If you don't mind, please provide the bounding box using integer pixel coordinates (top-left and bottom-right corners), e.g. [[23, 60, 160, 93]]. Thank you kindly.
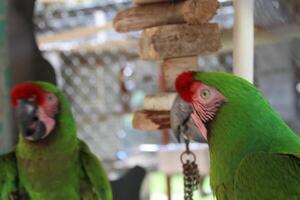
[[180, 126, 201, 200]]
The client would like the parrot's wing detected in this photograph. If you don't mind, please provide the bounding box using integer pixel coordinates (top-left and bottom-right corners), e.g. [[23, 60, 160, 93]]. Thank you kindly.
[[234, 152, 300, 200], [0, 152, 19, 199], [79, 140, 113, 200]]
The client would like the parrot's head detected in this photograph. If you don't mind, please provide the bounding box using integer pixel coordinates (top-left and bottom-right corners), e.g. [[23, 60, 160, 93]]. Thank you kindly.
[[171, 71, 226, 142], [171, 71, 265, 143], [11, 82, 62, 141]]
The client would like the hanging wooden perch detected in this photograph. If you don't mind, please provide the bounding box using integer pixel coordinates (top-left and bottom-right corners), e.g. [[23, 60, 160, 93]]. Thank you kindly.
[[133, 92, 178, 131], [113, 0, 218, 32], [132, 110, 170, 131], [133, 0, 171, 4], [114, 0, 221, 131], [139, 23, 221, 60], [161, 56, 199, 91], [143, 93, 177, 111]]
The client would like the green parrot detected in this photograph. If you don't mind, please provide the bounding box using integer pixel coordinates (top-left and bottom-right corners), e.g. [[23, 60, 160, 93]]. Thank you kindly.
[[171, 71, 300, 200], [0, 82, 112, 200]]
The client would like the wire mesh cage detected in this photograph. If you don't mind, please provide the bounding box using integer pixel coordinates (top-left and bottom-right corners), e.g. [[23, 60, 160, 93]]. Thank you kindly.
[[34, 0, 165, 163], [47, 49, 162, 161]]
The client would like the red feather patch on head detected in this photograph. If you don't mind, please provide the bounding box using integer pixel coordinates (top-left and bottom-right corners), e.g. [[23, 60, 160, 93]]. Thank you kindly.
[[175, 71, 197, 103], [11, 83, 45, 107]]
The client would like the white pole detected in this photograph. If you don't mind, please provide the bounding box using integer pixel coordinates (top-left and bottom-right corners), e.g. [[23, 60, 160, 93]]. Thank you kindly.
[[233, 0, 254, 83]]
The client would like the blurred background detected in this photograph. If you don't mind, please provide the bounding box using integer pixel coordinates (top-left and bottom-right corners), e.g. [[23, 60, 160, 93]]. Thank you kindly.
[[2, 0, 300, 199]]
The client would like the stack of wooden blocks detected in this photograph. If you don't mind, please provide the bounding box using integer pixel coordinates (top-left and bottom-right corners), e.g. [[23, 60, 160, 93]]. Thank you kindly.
[[114, 0, 222, 132]]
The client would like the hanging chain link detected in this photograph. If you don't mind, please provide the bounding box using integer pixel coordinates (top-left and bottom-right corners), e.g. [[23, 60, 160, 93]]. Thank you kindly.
[[180, 127, 201, 200]]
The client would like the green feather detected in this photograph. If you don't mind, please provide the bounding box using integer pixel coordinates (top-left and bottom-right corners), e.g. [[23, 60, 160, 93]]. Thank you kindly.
[[193, 72, 300, 199], [234, 152, 300, 200], [0, 82, 112, 200], [0, 152, 18, 199], [79, 140, 113, 200]]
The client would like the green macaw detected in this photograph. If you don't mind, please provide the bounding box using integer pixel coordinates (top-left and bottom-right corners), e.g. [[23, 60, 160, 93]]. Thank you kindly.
[[171, 71, 300, 200], [0, 82, 112, 200]]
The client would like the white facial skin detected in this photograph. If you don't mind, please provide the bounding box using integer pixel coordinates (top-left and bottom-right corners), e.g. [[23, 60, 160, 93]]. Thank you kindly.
[[189, 82, 225, 140], [43, 93, 59, 118], [37, 93, 59, 139]]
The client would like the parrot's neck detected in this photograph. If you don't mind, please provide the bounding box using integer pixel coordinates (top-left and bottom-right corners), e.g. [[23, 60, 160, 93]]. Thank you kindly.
[[16, 127, 78, 159], [207, 102, 300, 192], [16, 126, 80, 198]]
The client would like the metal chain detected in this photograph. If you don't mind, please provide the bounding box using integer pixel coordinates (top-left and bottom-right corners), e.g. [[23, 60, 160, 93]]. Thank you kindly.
[[180, 128, 201, 200]]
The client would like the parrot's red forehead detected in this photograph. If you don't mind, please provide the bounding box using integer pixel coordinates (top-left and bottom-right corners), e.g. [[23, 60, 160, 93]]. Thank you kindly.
[[11, 83, 45, 107], [175, 71, 201, 103]]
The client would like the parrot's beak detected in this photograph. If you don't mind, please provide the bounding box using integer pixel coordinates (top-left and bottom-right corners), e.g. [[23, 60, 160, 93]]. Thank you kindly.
[[170, 96, 206, 143], [16, 100, 47, 141]]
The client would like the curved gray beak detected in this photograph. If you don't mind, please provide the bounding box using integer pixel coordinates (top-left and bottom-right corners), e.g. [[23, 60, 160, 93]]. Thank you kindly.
[[170, 96, 206, 143], [16, 100, 46, 141]]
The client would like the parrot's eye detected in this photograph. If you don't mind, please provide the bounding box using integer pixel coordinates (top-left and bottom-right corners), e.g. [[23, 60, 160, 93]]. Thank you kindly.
[[200, 89, 211, 100], [47, 94, 56, 101]]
